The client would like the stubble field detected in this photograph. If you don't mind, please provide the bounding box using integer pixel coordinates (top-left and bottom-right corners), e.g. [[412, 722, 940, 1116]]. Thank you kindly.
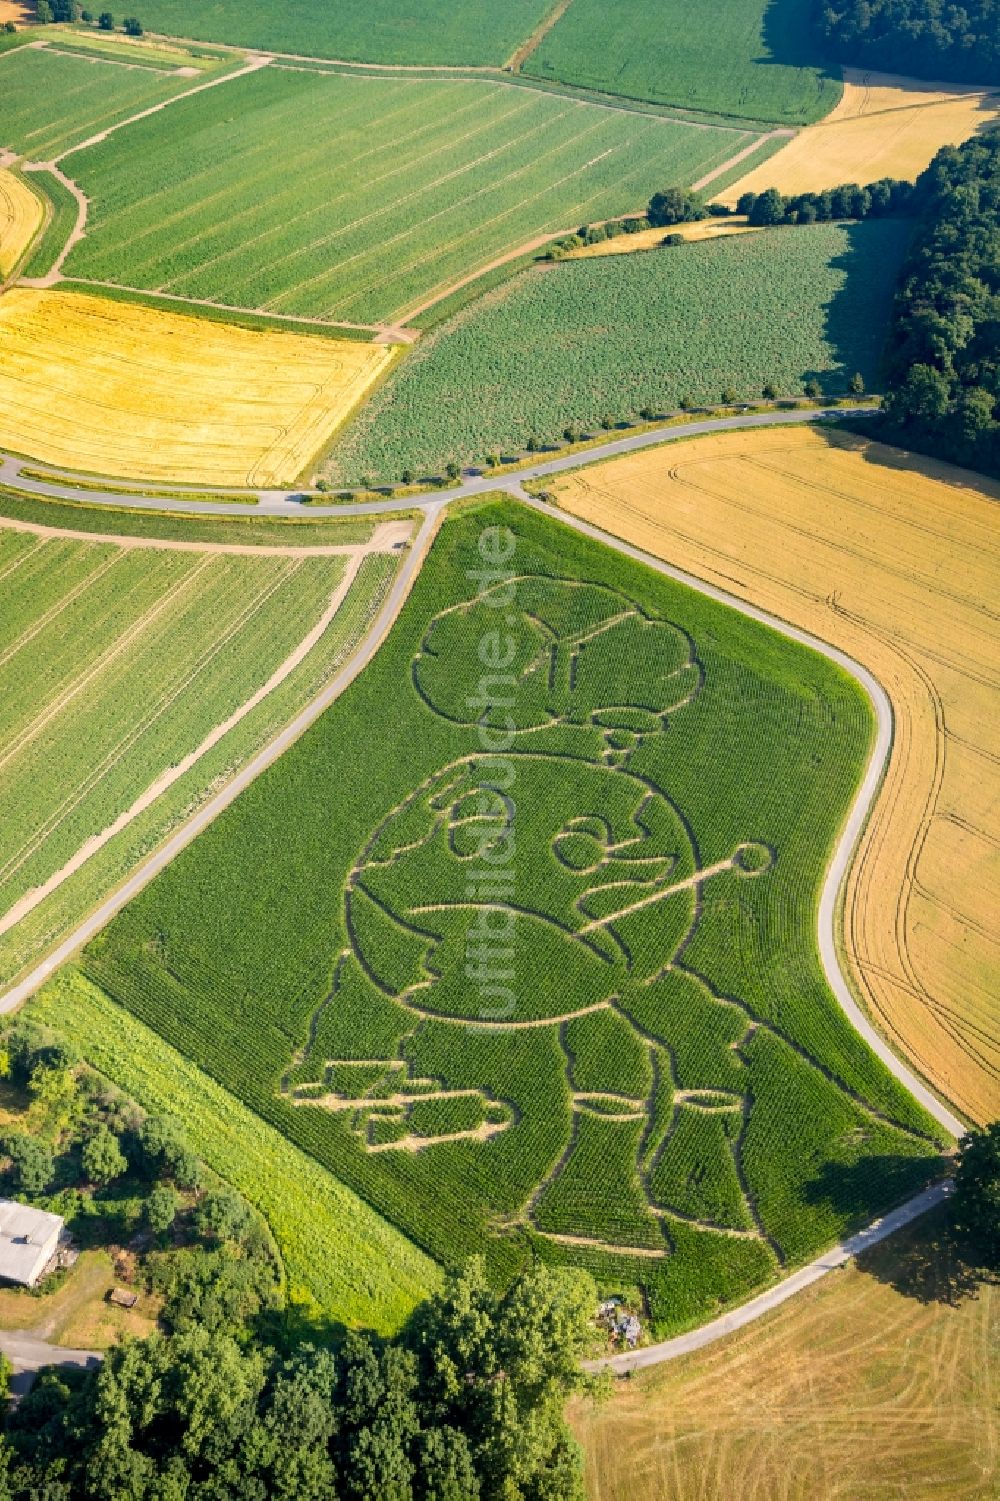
[[571, 1206, 999, 1501], [720, 69, 1000, 204], [0, 169, 42, 277], [0, 288, 393, 485], [550, 425, 1000, 1125]]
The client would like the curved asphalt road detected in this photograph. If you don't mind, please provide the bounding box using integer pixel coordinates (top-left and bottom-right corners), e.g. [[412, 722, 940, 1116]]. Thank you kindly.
[[0, 407, 872, 518], [0, 406, 967, 1374]]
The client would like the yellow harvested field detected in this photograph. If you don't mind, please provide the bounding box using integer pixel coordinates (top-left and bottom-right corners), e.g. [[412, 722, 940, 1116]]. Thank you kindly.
[[567, 217, 758, 259], [0, 288, 394, 486], [0, 0, 32, 21], [0, 169, 43, 279], [572, 1210, 999, 1501], [551, 425, 1000, 1124], [720, 69, 1000, 204]]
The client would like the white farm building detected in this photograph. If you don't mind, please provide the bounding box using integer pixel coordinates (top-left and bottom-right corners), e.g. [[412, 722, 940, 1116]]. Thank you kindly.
[[0, 1200, 63, 1287]]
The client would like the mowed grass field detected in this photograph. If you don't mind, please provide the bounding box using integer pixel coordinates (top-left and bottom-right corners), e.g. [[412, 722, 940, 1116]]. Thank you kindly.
[[91, 0, 555, 65], [550, 425, 1000, 1125], [0, 502, 405, 991], [0, 169, 42, 276], [65, 501, 944, 1336], [524, 0, 841, 124], [328, 220, 910, 482], [30, 969, 440, 1330], [0, 42, 228, 161], [0, 289, 393, 485], [572, 1207, 999, 1501], [61, 63, 751, 326], [721, 69, 1000, 204]]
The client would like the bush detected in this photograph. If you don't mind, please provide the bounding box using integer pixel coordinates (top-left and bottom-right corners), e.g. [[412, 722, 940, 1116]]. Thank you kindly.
[[139, 1115, 201, 1191], [803, 377, 822, 399], [98, 10, 113, 26], [195, 1187, 253, 1246], [81, 1126, 127, 1187], [123, 14, 142, 33], [762, 381, 779, 400], [145, 1183, 179, 1234], [648, 187, 705, 227], [5, 1135, 55, 1196]]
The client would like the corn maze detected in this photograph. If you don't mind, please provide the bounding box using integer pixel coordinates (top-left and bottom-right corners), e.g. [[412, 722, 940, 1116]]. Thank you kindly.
[[77, 504, 946, 1333]]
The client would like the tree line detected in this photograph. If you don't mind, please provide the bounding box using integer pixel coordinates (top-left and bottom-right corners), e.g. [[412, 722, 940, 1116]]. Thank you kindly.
[[0, 1257, 600, 1499], [881, 131, 1000, 477], [813, 0, 999, 85]]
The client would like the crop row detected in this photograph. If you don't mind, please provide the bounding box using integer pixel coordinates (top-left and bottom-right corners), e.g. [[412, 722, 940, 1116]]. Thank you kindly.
[[525, 0, 842, 126], [65, 64, 746, 324], [329, 220, 911, 482], [0, 45, 210, 160]]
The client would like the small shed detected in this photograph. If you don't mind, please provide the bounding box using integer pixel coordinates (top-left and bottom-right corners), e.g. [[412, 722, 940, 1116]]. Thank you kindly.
[[0, 1200, 63, 1287], [108, 1287, 138, 1309]]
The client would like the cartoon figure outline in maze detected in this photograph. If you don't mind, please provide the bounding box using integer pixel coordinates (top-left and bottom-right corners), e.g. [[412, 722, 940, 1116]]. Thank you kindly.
[[281, 577, 885, 1260]]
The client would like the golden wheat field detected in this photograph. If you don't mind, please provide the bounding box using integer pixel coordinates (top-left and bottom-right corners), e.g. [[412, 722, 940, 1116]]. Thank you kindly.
[[720, 70, 1000, 204], [0, 169, 43, 279], [572, 1210, 999, 1501], [0, 288, 393, 486], [551, 425, 1000, 1126], [566, 217, 758, 259]]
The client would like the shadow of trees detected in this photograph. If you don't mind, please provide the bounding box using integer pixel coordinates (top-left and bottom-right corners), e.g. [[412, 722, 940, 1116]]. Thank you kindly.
[[804, 1157, 998, 1308], [799, 218, 914, 395]]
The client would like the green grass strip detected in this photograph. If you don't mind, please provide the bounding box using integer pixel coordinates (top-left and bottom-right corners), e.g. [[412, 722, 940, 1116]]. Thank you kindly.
[[0, 484, 382, 547], [30, 969, 441, 1330], [19, 169, 79, 280]]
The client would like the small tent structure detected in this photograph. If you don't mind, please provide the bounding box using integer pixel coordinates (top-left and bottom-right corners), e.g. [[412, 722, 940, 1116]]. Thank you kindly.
[[0, 1200, 63, 1287]]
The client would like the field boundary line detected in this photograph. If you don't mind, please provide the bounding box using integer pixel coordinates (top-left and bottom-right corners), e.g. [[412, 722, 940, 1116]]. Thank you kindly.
[[692, 128, 794, 192], [18, 164, 87, 285], [0, 504, 443, 1011], [504, 0, 576, 73], [56, 280, 389, 337]]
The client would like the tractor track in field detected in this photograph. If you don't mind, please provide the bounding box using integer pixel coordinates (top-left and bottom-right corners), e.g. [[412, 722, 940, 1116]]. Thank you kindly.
[[0, 409, 966, 1374]]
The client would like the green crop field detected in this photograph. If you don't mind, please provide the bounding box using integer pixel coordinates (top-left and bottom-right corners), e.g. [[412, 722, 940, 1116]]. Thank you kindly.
[[81, 0, 555, 66], [62, 64, 750, 326], [525, 0, 842, 125], [66, 500, 945, 1336], [328, 220, 910, 483], [0, 45, 228, 161], [0, 514, 400, 991]]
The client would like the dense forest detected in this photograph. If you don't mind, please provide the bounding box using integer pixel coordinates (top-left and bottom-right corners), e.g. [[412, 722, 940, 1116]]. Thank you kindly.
[[881, 131, 1000, 478], [814, 0, 999, 83], [0, 1258, 599, 1500]]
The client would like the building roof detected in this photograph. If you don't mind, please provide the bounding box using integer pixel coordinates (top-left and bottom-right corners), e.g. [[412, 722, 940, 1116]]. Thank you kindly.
[[0, 1199, 63, 1286]]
